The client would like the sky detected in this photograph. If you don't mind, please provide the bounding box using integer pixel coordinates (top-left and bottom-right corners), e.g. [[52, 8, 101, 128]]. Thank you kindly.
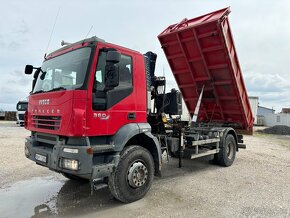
[[1, 0, 290, 112]]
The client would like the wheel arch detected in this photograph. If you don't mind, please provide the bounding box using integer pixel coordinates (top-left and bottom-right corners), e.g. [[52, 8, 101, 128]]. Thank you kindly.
[[221, 128, 238, 151], [125, 132, 162, 176], [112, 123, 162, 176]]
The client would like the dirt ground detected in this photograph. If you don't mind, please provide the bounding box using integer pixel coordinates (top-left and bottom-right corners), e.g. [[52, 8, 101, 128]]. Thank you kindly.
[[1, 121, 290, 218]]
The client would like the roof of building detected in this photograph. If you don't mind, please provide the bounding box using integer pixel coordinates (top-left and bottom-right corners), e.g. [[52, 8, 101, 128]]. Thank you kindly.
[[258, 105, 275, 111]]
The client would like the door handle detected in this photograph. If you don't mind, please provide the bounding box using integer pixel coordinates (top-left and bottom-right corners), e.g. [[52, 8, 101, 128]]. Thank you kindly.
[[128, 112, 136, 120]]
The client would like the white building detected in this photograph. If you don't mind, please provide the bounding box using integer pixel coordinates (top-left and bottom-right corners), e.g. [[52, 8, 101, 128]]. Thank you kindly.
[[264, 113, 290, 127]]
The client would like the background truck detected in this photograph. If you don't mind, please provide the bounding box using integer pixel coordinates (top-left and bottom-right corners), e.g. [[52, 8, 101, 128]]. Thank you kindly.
[[24, 7, 253, 203], [16, 100, 28, 126], [0, 110, 5, 120]]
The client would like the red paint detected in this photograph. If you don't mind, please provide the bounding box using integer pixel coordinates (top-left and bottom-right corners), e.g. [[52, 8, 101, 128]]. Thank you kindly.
[[158, 7, 254, 133]]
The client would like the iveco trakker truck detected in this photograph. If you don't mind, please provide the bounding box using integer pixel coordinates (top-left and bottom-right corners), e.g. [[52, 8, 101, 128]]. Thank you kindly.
[[24, 8, 253, 203]]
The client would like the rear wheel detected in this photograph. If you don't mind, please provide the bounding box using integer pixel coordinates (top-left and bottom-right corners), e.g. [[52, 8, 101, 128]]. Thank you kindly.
[[215, 134, 236, 167], [109, 145, 154, 203]]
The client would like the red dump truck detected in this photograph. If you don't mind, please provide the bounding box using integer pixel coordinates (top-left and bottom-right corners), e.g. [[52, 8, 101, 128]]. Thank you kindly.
[[24, 7, 253, 203]]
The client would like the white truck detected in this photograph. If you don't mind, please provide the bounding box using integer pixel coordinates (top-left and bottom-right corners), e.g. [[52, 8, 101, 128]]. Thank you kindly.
[[16, 101, 28, 126]]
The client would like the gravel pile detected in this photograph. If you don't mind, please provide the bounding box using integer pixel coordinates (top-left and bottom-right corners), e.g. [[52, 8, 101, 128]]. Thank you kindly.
[[257, 125, 290, 135]]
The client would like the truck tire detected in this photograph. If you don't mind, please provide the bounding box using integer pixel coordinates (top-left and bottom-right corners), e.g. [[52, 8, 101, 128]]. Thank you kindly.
[[215, 134, 236, 167], [108, 145, 154, 203]]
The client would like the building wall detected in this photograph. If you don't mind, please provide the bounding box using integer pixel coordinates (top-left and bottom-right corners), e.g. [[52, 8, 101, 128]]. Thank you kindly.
[[264, 113, 290, 127], [249, 97, 258, 125], [257, 106, 275, 117]]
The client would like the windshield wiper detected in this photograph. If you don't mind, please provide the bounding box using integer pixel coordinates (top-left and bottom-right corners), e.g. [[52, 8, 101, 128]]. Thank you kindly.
[[46, 86, 66, 93]]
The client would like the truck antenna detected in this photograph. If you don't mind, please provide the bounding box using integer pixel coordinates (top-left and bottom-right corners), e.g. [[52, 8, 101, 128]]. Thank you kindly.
[[85, 25, 94, 39], [44, 7, 60, 58], [81, 25, 94, 46]]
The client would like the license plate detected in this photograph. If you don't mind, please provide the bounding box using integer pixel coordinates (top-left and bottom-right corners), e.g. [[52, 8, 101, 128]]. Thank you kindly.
[[35, 153, 47, 163]]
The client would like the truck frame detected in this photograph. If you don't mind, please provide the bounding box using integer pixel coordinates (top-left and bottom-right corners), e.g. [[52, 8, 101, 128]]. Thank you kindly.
[[24, 8, 252, 203]]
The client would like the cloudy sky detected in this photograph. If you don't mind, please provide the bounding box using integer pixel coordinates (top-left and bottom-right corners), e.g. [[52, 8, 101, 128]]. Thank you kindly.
[[1, 0, 290, 112]]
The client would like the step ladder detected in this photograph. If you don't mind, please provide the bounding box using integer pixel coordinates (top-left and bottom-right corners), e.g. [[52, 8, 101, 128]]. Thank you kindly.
[[156, 134, 169, 162]]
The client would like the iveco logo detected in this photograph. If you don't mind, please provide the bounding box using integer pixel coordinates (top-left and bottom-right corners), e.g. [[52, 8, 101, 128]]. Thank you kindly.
[[39, 99, 50, 105]]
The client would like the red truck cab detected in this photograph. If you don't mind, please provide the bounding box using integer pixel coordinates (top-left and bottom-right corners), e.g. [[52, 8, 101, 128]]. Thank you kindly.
[[27, 37, 148, 136], [25, 37, 162, 203]]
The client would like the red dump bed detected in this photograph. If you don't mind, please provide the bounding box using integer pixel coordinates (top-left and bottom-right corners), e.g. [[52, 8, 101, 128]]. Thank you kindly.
[[158, 7, 253, 133]]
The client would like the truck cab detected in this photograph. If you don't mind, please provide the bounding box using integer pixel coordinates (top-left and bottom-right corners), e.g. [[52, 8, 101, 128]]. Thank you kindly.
[[25, 37, 161, 202]]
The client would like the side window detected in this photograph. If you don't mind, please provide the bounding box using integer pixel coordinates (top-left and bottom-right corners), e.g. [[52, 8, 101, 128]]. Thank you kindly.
[[93, 52, 133, 92], [117, 55, 133, 88], [94, 51, 106, 91], [93, 50, 133, 111]]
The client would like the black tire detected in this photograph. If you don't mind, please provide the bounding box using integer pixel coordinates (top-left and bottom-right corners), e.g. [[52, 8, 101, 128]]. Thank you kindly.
[[108, 145, 154, 203], [215, 134, 236, 167], [62, 173, 89, 183]]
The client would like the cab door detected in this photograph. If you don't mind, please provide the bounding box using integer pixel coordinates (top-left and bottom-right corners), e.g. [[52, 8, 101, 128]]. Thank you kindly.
[[86, 45, 136, 136]]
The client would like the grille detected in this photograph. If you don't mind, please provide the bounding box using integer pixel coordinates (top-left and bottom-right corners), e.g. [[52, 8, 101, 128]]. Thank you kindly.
[[32, 115, 61, 130], [18, 114, 24, 120]]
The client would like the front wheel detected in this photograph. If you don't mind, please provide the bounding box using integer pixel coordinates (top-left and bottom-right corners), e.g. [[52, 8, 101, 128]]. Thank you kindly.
[[109, 145, 154, 203], [215, 134, 236, 167]]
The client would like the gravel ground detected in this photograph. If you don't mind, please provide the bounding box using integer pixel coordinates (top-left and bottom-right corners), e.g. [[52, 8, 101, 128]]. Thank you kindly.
[[1, 121, 290, 218], [257, 125, 290, 135]]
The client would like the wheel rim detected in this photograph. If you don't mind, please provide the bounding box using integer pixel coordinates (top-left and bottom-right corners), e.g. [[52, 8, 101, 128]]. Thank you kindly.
[[226, 142, 234, 160], [127, 161, 148, 188]]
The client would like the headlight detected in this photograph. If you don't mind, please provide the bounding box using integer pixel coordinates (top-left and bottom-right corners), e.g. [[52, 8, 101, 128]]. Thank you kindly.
[[62, 159, 79, 170]]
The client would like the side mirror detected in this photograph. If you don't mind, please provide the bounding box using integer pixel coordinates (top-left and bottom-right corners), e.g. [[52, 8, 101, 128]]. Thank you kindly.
[[25, 65, 34, 74], [104, 51, 120, 91], [106, 51, 121, 63], [105, 64, 119, 90]]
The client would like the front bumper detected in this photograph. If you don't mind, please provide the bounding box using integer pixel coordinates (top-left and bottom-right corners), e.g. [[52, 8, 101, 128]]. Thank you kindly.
[[25, 134, 119, 180]]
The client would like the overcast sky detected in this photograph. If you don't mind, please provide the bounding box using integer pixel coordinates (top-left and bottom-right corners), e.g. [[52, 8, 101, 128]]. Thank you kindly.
[[1, 0, 290, 112]]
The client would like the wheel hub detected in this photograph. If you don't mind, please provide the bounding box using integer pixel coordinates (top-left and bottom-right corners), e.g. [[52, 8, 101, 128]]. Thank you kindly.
[[128, 162, 148, 188], [227, 142, 234, 159]]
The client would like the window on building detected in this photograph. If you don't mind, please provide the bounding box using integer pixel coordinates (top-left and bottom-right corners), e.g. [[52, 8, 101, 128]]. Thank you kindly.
[[276, 116, 280, 122]]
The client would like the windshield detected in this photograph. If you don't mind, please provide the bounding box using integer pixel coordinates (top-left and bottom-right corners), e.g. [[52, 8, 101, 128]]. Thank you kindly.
[[33, 47, 92, 93], [17, 102, 28, 111]]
